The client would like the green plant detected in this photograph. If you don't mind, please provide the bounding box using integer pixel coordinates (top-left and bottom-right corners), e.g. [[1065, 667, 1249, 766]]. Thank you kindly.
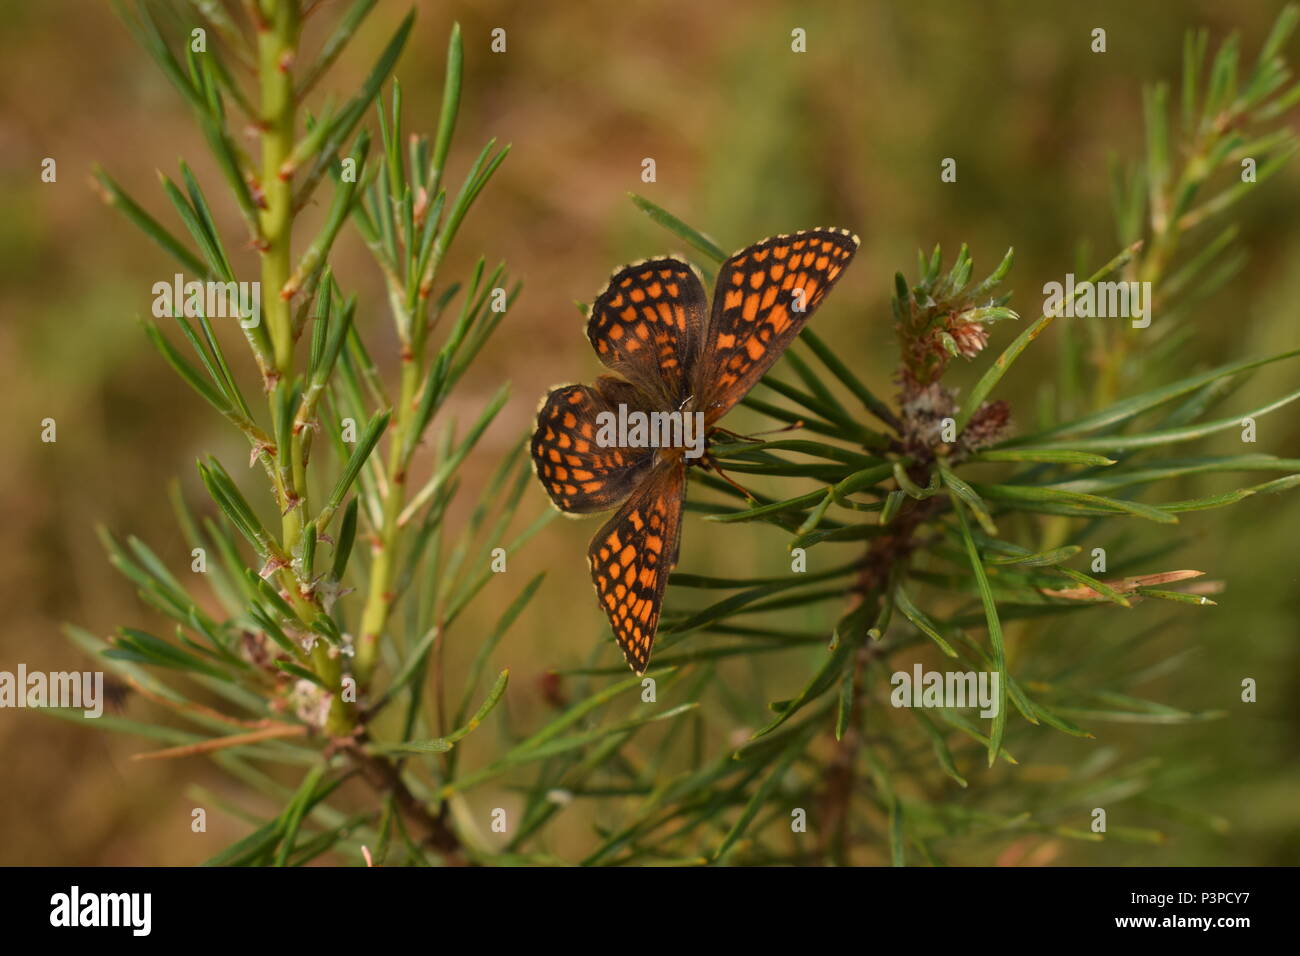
[[514, 11, 1300, 865], [63, 2, 1299, 868], [64, 0, 543, 864]]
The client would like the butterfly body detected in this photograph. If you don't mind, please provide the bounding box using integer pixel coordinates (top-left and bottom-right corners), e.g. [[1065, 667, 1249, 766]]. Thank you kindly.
[[531, 229, 859, 673]]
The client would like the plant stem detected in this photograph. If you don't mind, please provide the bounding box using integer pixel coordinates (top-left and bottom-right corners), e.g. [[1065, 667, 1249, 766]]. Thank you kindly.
[[257, 1, 304, 544], [1100, 100, 1245, 406], [345, 739, 462, 861], [822, 496, 937, 863], [252, 1, 350, 736], [257, 2, 297, 370], [355, 354, 418, 688]]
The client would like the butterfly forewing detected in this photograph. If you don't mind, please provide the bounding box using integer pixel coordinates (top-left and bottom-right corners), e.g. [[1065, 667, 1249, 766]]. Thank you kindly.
[[697, 229, 858, 422], [587, 458, 686, 674], [530, 382, 655, 514], [587, 257, 709, 408]]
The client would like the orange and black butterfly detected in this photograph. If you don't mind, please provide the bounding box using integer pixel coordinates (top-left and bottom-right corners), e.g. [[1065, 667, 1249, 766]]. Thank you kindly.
[[531, 229, 859, 673]]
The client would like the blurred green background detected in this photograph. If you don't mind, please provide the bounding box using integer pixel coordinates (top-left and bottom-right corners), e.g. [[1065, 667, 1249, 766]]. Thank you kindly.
[[0, 0, 1296, 865]]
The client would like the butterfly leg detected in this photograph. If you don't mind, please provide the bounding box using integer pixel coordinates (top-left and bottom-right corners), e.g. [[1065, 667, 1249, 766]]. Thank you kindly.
[[712, 421, 806, 443], [700, 452, 758, 501]]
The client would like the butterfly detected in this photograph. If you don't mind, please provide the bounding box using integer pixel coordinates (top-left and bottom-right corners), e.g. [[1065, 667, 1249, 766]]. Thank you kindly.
[[531, 229, 859, 673]]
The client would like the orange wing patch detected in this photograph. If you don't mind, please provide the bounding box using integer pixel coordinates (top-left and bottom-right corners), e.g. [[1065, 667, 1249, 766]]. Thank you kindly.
[[587, 459, 685, 674], [697, 228, 858, 423], [587, 257, 708, 407], [530, 382, 654, 514]]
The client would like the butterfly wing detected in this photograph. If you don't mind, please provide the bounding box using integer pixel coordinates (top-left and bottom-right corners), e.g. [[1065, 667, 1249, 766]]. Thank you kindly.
[[587, 257, 709, 408], [587, 457, 686, 674], [697, 229, 858, 423], [530, 379, 656, 514]]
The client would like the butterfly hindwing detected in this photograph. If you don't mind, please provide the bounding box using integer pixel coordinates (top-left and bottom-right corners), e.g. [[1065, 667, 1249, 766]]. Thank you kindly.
[[587, 257, 708, 408], [697, 228, 858, 423], [586, 458, 686, 674], [530, 382, 655, 514]]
